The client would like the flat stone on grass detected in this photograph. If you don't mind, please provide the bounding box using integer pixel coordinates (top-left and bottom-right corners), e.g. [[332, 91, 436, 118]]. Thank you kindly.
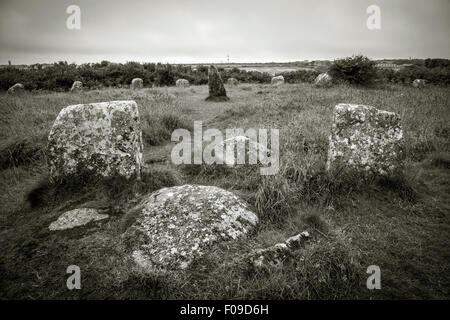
[[49, 208, 109, 231]]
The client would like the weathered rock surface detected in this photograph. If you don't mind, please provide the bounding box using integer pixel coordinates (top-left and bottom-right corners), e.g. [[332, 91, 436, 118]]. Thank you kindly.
[[131, 78, 143, 89], [247, 231, 311, 270], [70, 81, 83, 92], [315, 73, 332, 87], [206, 65, 229, 101], [176, 79, 190, 87], [326, 104, 404, 175], [7, 83, 25, 94], [412, 79, 426, 88], [124, 184, 258, 271], [227, 77, 239, 86], [48, 100, 144, 181], [49, 208, 109, 231], [271, 75, 284, 86]]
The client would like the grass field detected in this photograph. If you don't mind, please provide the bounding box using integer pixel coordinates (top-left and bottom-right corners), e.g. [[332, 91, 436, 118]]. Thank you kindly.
[[0, 83, 449, 299]]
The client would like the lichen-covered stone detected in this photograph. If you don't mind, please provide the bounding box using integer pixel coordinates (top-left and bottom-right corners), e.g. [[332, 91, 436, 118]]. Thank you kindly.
[[70, 81, 83, 92], [271, 75, 284, 86], [176, 79, 190, 87], [412, 79, 426, 88], [247, 231, 310, 270], [315, 73, 332, 87], [131, 78, 143, 89], [124, 184, 258, 271], [7, 83, 25, 94], [206, 65, 229, 101], [326, 104, 404, 175], [48, 100, 144, 181], [227, 77, 239, 86], [49, 208, 109, 231]]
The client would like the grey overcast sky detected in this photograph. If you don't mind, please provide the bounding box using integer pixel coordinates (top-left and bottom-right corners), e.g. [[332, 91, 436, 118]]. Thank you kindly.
[[0, 0, 449, 64]]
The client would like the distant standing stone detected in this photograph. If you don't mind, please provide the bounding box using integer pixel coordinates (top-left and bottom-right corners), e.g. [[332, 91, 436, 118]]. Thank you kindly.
[[70, 81, 83, 92], [48, 100, 144, 181], [315, 73, 332, 87], [49, 208, 109, 231], [124, 184, 258, 271], [7, 83, 25, 94], [176, 79, 190, 87], [206, 65, 229, 101], [227, 77, 239, 86], [271, 75, 284, 86], [326, 104, 404, 176], [131, 78, 143, 89], [412, 79, 426, 88]]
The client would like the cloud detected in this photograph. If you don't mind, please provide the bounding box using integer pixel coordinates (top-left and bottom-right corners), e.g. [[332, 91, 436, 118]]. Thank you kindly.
[[0, 0, 449, 64]]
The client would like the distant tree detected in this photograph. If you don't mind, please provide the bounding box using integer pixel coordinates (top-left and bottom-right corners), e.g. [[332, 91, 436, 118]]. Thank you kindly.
[[424, 58, 450, 69], [329, 55, 377, 86]]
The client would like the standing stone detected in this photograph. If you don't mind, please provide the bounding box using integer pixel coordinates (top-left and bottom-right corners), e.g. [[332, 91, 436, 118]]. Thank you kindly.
[[70, 81, 83, 92], [412, 79, 426, 88], [176, 79, 190, 87], [271, 75, 284, 86], [206, 65, 229, 101], [7, 83, 25, 94], [315, 73, 332, 87], [124, 184, 258, 271], [326, 104, 404, 175], [227, 77, 239, 86], [131, 78, 143, 89], [48, 100, 144, 181]]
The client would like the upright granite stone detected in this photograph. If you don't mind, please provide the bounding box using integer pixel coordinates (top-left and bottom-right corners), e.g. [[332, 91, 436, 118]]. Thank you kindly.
[[7, 83, 25, 94], [412, 79, 426, 88], [315, 73, 332, 87], [176, 79, 190, 87], [206, 65, 229, 101], [326, 104, 404, 175], [48, 100, 144, 181], [227, 77, 239, 86], [131, 78, 143, 89], [124, 184, 258, 271], [70, 81, 83, 92], [271, 75, 284, 86]]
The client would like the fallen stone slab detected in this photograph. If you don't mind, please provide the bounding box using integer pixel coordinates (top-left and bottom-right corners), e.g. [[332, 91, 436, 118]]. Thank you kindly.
[[247, 231, 311, 270], [49, 208, 109, 231]]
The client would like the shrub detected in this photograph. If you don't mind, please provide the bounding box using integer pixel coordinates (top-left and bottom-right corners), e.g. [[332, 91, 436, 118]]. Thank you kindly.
[[329, 55, 377, 86]]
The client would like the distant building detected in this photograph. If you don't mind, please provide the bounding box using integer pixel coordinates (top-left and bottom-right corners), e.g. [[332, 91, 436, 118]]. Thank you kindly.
[[375, 62, 413, 72]]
